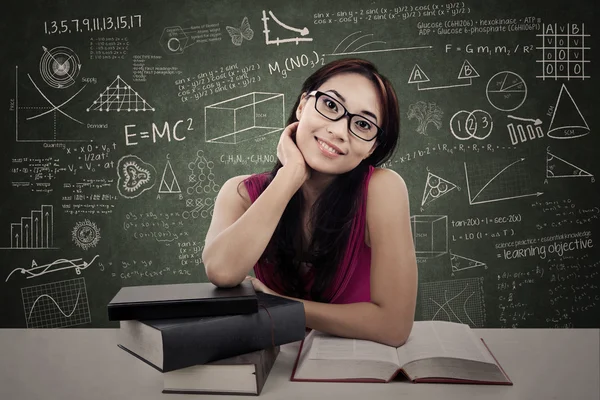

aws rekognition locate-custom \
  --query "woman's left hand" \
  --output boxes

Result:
[245,276,278,296]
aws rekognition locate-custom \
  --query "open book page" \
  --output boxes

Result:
[396,321,496,367]
[306,330,399,364]
[293,330,400,381]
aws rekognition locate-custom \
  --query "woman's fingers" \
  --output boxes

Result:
[277,122,301,165]
[245,276,276,295]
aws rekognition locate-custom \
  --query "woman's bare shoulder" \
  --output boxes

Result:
[368,167,408,197]
[219,174,253,207]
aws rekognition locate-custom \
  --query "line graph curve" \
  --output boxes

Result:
[21,277,91,328]
[27,290,81,321]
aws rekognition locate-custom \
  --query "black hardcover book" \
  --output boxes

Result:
[107,280,257,321]
[117,292,306,372]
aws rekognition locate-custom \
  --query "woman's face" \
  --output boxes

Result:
[294,72,382,176]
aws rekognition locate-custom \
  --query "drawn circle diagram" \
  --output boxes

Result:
[72,220,101,250]
[427,176,448,199]
[486,71,527,111]
[450,110,493,140]
[167,37,183,52]
[39,46,81,89]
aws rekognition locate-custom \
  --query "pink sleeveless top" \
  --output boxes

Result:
[244,166,375,304]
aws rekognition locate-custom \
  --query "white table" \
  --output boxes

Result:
[0,328,598,400]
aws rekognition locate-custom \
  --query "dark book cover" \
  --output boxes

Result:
[118,292,306,372]
[107,280,257,321]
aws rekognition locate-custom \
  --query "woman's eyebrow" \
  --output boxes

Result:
[324,89,379,122]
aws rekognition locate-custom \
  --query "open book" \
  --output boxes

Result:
[291,321,512,385]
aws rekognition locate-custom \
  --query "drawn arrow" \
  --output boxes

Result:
[507,115,543,125]
[470,192,543,205]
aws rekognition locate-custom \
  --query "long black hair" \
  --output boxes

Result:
[252,58,400,302]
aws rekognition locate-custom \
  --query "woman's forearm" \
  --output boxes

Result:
[279,295,413,347]
[203,167,304,287]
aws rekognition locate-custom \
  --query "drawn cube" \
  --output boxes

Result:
[205,92,285,144]
[410,215,448,258]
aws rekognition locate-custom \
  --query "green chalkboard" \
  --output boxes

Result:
[1,0,598,328]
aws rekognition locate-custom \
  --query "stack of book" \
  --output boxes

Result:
[107,280,306,395]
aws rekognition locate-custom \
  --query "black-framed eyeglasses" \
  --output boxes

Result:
[306,91,383,142]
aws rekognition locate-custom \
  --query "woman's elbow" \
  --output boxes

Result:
[202,248,241,288]
[205,264,243,288]
[381,319,414,347]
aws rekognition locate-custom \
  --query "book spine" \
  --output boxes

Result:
[255,347,280,394]
[161,301,305,372]
[108,297,258,321]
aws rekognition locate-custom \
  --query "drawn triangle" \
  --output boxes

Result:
[159,160,182,193]
[547,84,589,139]
[457,60,480,79]
[450,252,485,271]
[422,172,458,206]
[87,76,155,112]
[408,64,430,84]
[546,151,592,178]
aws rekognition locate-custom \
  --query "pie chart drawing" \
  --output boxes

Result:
[486,71,527,112]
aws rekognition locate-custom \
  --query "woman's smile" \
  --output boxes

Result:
[315,137,345,158]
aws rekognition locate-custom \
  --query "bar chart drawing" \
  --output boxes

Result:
[2,205,55,250]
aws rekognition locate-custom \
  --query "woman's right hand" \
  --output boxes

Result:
[276,121,310,185]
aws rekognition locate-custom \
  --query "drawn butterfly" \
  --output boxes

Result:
[226,16,254,46]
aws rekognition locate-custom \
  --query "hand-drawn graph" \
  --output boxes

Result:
[262,10,312,45]
[72,220,101,250]
[87,75,154,112]
[408,60,479,91]
[14,65,90,143]
[419,277,486,327]
[486,71,527,111]
[547,84,589,139]
[226,16,254,46]
[324,31,432,57]
[506,116,544,145]
[1,205,55,250]
[205,92,284,144]
[21,277,91,328]
[184,150,219,219]
[537,23,590,80]
[450,109,493,141]
[6,255,99,282]
[159,158,182,194]
[411,215,448,258]
[546,149,594,181]
[408,101,443,135]
[450,252,487,273]
[116,155,157,198]
[422,172,458,207]
[39,46,81,89]
[464,159,543,205]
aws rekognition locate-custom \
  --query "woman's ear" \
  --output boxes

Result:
[296,92,308,120]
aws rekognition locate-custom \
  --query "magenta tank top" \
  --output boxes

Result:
[244,166,375,304]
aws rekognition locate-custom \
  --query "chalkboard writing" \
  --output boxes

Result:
[1,0,597,328]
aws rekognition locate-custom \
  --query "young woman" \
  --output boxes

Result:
[202,58,417,347]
